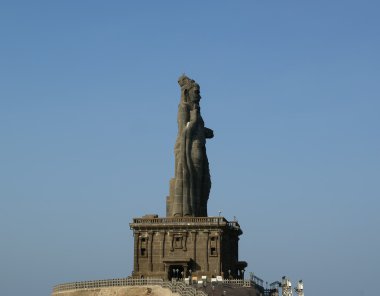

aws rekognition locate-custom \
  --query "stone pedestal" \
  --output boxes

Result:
[130,216,247,280]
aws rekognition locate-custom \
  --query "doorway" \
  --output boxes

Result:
[169,265,184,280]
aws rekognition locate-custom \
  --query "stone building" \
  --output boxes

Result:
[130,216,247,280]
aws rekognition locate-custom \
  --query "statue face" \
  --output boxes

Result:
[189,84,201,104]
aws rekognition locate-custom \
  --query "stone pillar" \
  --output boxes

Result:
[160,231,166,271]
[148,231,154,272]
[205,231,209,272]
[183,231,188,251]
[218,231,223,275]
[134,231,139,272]
[183,265,188,278]
[169,232,175,252]
[191,231,197,264]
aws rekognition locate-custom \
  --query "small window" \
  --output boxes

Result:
[174,236,183,248]
[211,247,216,256]
[210,236,217,256]
[141,248,146,256]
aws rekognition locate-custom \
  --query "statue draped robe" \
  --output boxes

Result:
[167,75,213,217]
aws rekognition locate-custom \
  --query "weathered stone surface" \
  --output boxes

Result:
[167,75,213,217]
[130,216,247,280]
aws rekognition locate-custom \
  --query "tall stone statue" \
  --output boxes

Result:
[167,75,214,217]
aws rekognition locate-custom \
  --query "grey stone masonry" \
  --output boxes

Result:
[130,216,247,280]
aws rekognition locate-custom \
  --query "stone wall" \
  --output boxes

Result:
[130,216,246,280]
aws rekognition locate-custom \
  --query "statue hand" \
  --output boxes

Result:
[204,127,214,139]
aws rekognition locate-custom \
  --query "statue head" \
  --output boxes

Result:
[178,74,201,105]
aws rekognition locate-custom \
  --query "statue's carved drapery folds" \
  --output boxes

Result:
[167,75,213,217]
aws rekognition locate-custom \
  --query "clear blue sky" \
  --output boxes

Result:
[1,1,379,296]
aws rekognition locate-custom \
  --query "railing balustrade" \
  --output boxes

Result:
[53,278,210,296]
[53,277,251,295]
[131,217,228,225]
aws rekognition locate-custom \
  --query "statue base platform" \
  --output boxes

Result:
[129,216,247,280]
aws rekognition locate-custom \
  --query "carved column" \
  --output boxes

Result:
[148,231,154,272]
[191,231,197,264]
[183,231,188,251]
[160,231,166,271]
[169,232,174,252]
[218,231,223,275]
[134,231,139,272]
[205,231,209,272]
